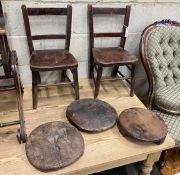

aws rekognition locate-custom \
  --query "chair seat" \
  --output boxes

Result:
[153,110,180,146]
[30,50,78,71]
[92,47,138,66]
[155,84,180,113]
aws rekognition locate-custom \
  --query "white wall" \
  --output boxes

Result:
[1,0,180,100]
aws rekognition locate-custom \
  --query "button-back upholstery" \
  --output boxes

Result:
[144,24,180,113]
[145,26,180,89]
[141,20,180,146]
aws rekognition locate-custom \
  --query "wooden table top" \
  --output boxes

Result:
[0,79,175,175]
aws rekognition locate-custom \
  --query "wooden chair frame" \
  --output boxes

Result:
[0,4,26,143]
[88,4,137,98]
[21,5,79,109]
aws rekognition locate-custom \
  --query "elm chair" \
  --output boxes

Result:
[88,4,138,98]
[21,5,79,109]
[0,6,26,143]
[140,20,180,168]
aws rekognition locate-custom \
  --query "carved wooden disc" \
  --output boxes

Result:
[118,108,168,144]
[25,121,84,172]
[66,99,118,133]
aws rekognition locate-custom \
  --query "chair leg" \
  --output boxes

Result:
[71,68,79,100]
[32,71,38,109]
[130,64,136,97]
[111,66,119,77]
[37,72,41,84]
[89,52,94,79]
[157,149,173,169]
[94,66,103,99]
[61,70,66,82]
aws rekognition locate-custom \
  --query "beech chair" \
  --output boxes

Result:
[21,5,79,109]
[88,4,138,98]
[140,19,180,169]
[0,5,26,143]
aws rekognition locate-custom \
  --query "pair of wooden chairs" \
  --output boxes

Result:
[21,4,138,109]
[0,4,26,143]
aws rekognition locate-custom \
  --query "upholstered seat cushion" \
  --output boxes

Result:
[155,84,180,113]
[153,110,180,146]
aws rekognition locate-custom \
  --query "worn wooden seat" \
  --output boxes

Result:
[118,108,168,145]
[66,99,118,133]
[30,50,78,71]
[93,47,137,66]
[26,121,84,172]
[88,5,138,98]
[22,5,79,109]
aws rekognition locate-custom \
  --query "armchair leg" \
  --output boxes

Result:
[32,71,38,109]
[71,68,79,100]
[157,149,173,169]
[94,66,103,99]
[130,64,136,97]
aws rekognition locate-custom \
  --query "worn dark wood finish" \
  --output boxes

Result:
[30,50,77,71]
[66,99,118,133]
[88,4,138,98]
[140,19,180,110]
[21,5,79,109]
[27,8,68,16]
[0,5,26,143]
[118,108,168,144]
[93,47,137,66]
[26,121,84,172]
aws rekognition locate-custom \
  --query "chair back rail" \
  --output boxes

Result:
[88,4,131,49]
[21,5,72,53]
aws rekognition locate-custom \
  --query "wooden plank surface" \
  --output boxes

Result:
[0,79,175,175]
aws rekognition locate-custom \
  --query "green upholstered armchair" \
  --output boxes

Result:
[140,20,180,146]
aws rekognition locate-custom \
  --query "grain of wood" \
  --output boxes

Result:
[0,79,175,175]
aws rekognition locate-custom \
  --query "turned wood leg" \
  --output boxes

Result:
[111,66,119,77]
[71,68,80,100]
[139,152,161,175]
[94,66,103,99]
[61,70,67,82]
[32,71,38,109]
[37,72,41,84]
[130,64,136,97]
[89,52,94,79]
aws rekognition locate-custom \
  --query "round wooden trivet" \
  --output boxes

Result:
[25,121,84,172]
[66,99,118,133]
[118,108,168,144]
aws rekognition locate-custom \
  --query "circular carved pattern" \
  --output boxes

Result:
[118,108,168,144]
[26,121,84,172]
[66,99,118,133]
